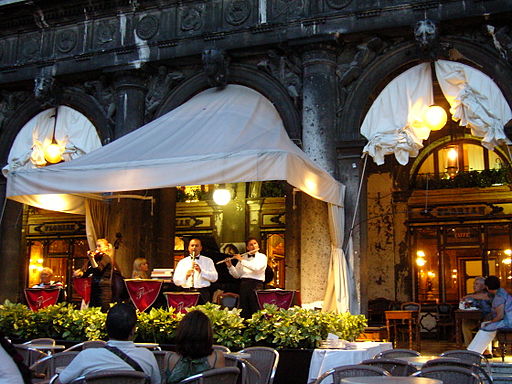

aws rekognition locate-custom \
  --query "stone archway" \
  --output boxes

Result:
[156,64,302,142]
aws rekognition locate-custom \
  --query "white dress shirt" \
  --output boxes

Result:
[58,340,161,384]
[228,252,267,281]
[173,255,218,288]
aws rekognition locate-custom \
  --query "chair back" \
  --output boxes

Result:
[413,365,482,384]
[218,293,240,309]
[69,370,150,384]
[213,345,231,353]
[368,298,393,325]
[401,302,421,312]
[425,358,493,384]
[30,351,80,380]
[377,349,420,358]
[314,365,390,384]
[152,350,171,379]
[239,346,279,384]
[440,350,486,365]
[179,367,240,384]
[361,358,417,376]
[64,340,107,352]
[23,338,56,346]
[15,345,47,366]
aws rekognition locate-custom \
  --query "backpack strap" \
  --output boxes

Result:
[104,345,144,373]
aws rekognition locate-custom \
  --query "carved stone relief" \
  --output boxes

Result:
[20,36,40,60]
[145,65,184,120]
[96,21,116,46]
[257,50,302,104]
[271,0,305,21]
[56,29,78,53]
[487,24,512,63]
[34,73,57,107]
[135,15,159,40]
[325,0,352,10]
[0,91,29,131]
[202,49,229,87]
[335,37,385,114]
[180,6,203,32]
[225,0,252,26]
[83,75,116,123]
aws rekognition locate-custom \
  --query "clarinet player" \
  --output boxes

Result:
[173,238,218,303]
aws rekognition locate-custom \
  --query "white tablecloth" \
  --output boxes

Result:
[308,342,393,383]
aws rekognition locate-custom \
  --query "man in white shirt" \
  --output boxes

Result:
[57,303,160,384]
[173,238,218,303]
[226,237,267,318]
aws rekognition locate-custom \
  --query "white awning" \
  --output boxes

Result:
[4,85,344,213]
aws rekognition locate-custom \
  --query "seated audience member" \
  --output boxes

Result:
[57,303,160,384]
[32,267,63,289]
[0,331,31,384]
[468,275,512,354]
[132,257,150,279]
[461,276,493,346]
[165,310,225,384]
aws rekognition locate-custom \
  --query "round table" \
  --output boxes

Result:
[341,377,442,384]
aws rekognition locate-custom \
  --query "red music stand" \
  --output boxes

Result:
[256,289,295,310]
[24,288,60,311]
[125,279,162,312]
[73,277,92,305]
[164,292,200,313]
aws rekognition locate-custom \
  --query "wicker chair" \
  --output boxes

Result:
[212,345,231,353]
[424,357,493,384]
[440,350,491,376]
[23,338,56,346]
[376,349,420,358]
[179,367,240,384]
[239,346,279,384]
[152,350,172,379]
[413,365,482,384]
[68,370,150,384]
[313,364,390,384]
[361,358,417,376]
[30,351,80,382]
[15,345,47,367]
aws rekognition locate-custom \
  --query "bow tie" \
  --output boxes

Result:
[247,254,255,258]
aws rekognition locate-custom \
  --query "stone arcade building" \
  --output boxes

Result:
[0,0,512,313]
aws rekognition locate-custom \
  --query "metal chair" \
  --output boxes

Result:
[179,367,240,384]
[30,351,80,382]
[151,350,171,379]
[313,365,390,384]
[440,350,491,376]
[15,345,47,366]
[68,370,150,384]
[424,357,493,384]
[361,358,417,376]
[239,346,279,384]
[413,365,482,384]
[376,349,420,358]
[212,345,231,353]
[64,340,107,352]
[23,338,56,346]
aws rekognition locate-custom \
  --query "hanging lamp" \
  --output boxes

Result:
[43,106,65,164]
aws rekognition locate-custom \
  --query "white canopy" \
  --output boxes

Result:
[5,85,344,212]
[361,60,512,166]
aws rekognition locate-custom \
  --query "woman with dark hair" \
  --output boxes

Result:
[165,310,225,384]
[468,275,512,353]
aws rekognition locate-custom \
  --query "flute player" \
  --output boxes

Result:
[225,237,267,318]
[173,238,218,303]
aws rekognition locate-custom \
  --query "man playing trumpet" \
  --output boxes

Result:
[173,238,218,303]
[226,237,267,318]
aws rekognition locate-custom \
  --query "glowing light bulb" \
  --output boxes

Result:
[44,142,64,164]
[424,105,447,131]
[213,189,231,205]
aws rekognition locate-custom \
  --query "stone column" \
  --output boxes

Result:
[113,71,146,139]
[299,45,338,306]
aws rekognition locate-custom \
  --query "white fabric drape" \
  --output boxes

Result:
[361,63,434,166]
[5,85,344,210]
[2,106,102,174]
[435,60,512,150]
[323,202,353,313]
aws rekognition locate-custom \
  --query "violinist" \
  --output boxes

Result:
[74,238,113,312]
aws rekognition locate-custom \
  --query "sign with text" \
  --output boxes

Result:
[24,288,60,311]
[125,279,162,312]
[256,290,295,310]
[164,292,200,313]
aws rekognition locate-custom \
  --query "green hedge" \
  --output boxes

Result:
[0,300,366,350]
